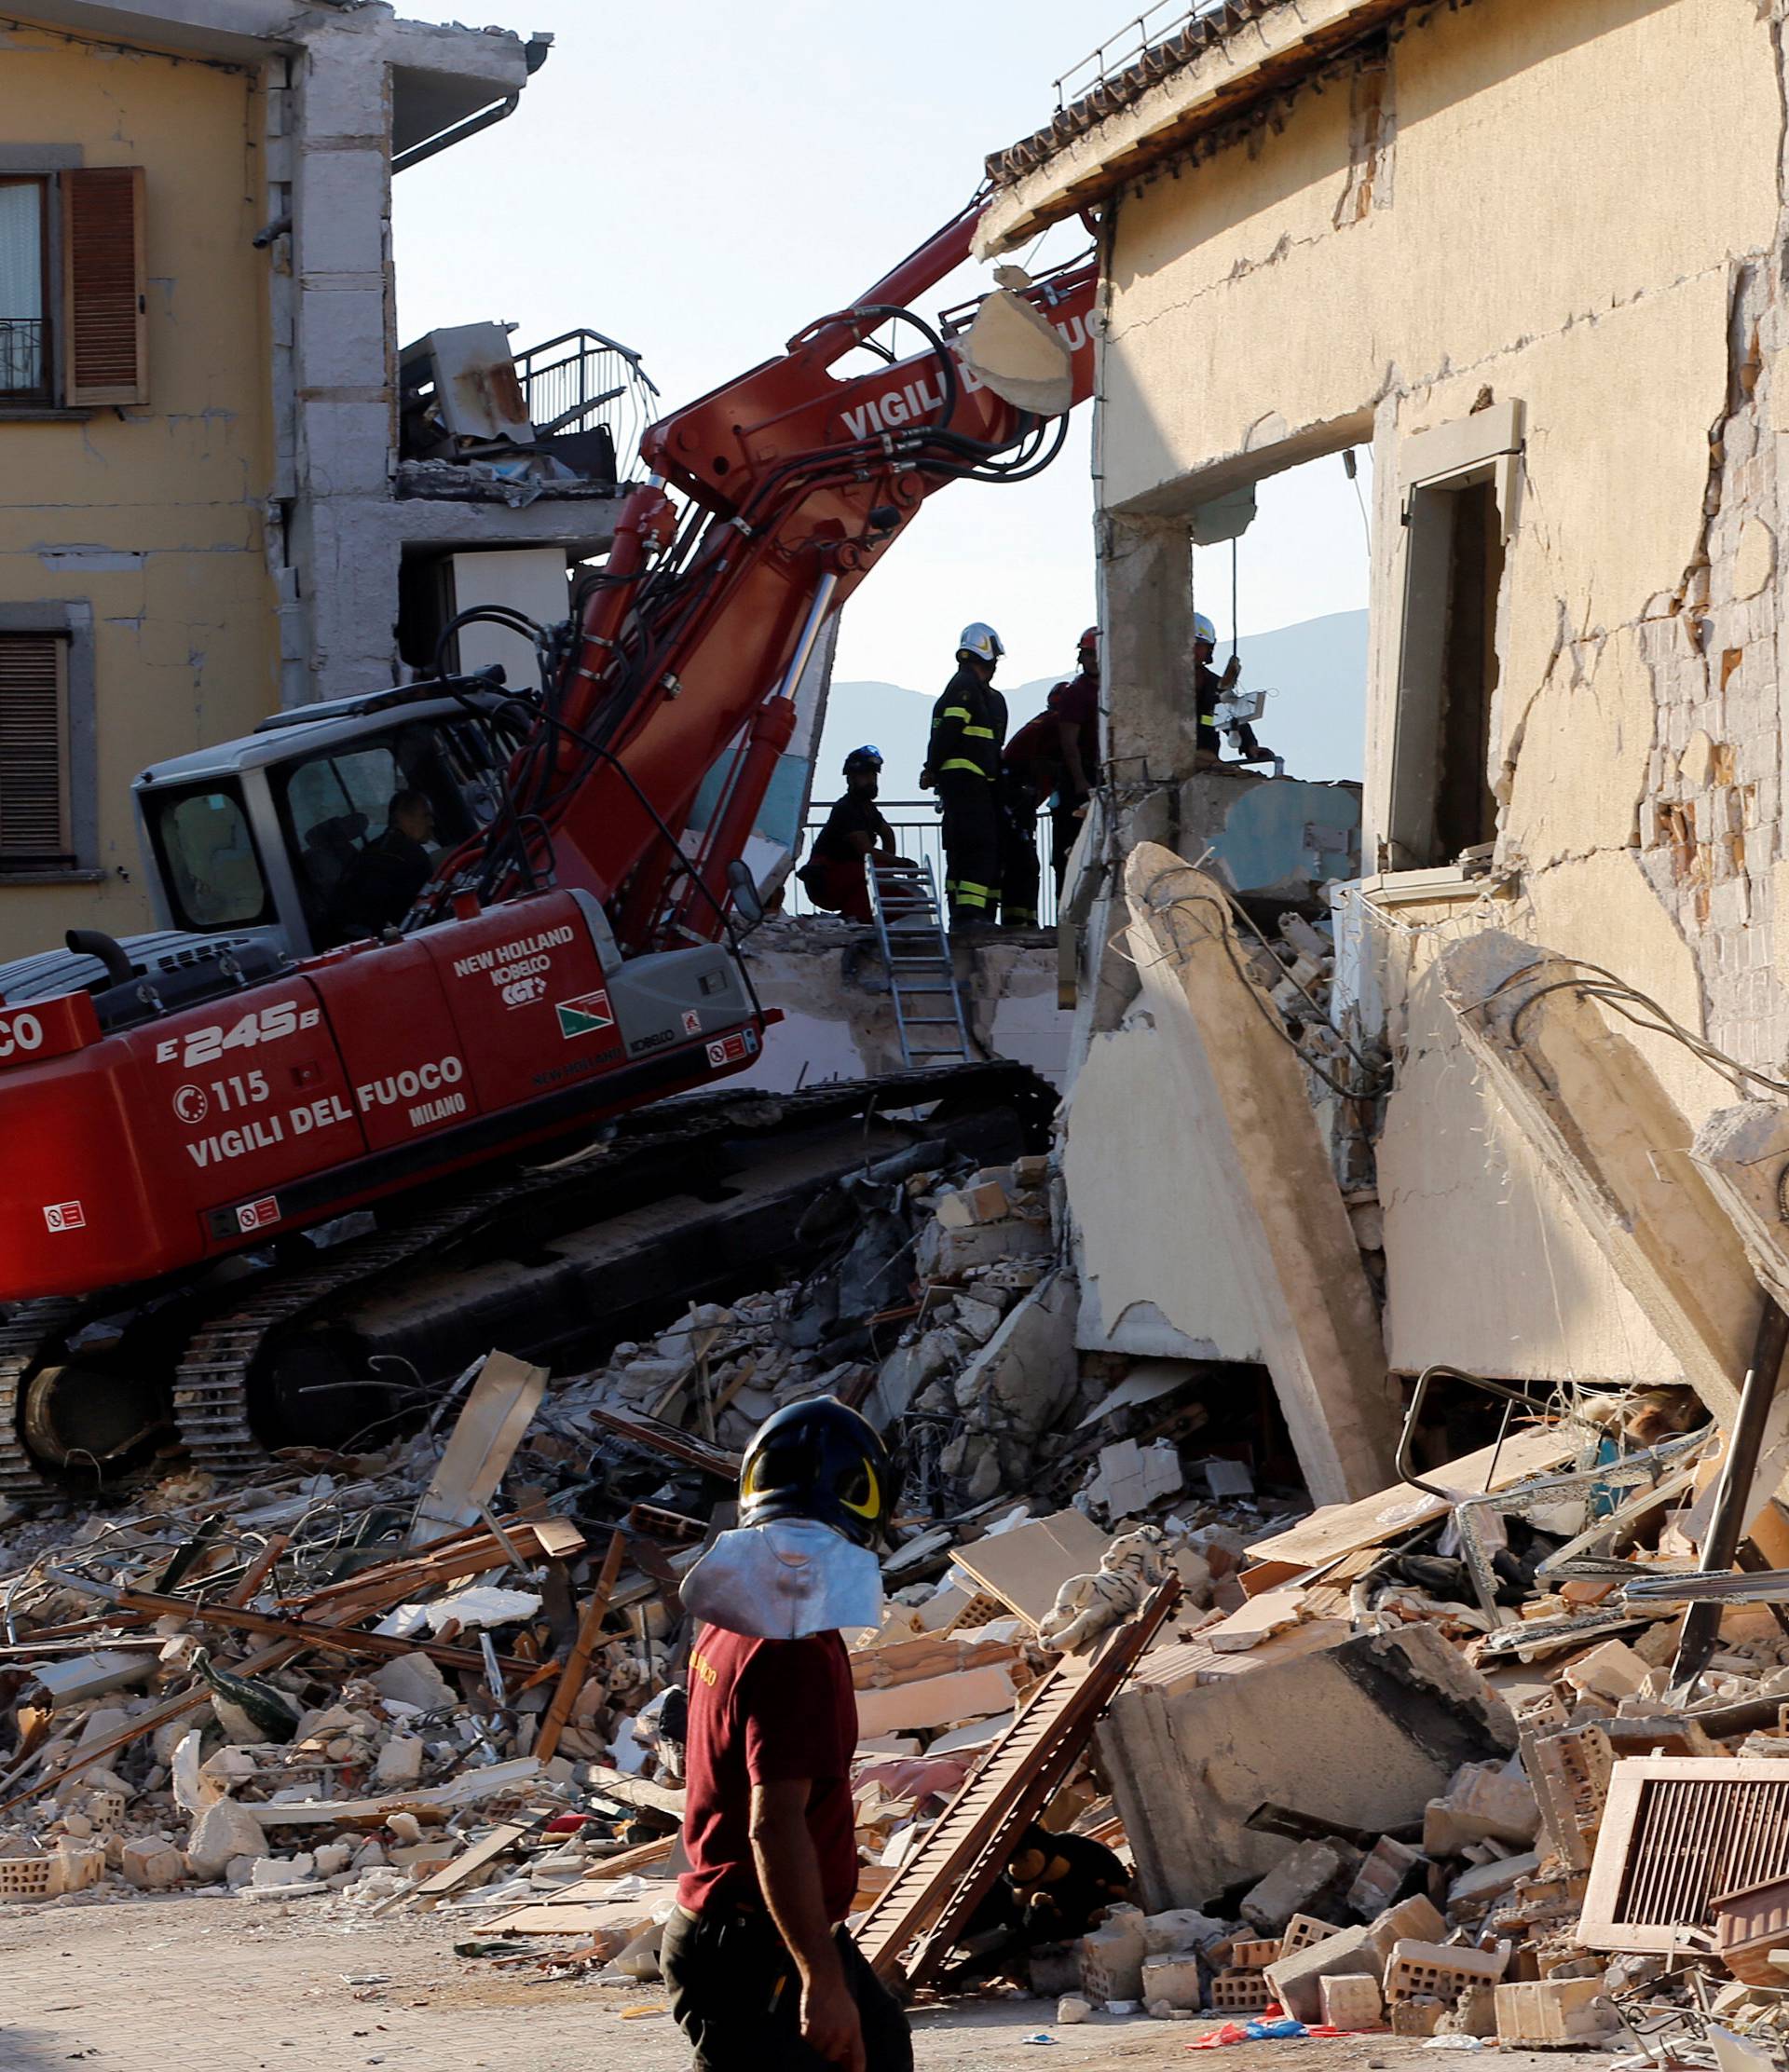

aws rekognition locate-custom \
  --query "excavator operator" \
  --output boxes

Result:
[798,746,898,923]
[324,788,436,947]
[922,621,1007,929]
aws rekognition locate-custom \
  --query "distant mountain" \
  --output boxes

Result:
[817,607,1366,806]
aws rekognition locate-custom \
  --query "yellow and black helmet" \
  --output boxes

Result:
[738,1397,897,1549]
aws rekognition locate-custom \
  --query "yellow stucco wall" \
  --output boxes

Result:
[1082,0,1788,1384]
[0,20,275,958]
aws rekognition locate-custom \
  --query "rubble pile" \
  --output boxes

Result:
[10,1111,1789,2058]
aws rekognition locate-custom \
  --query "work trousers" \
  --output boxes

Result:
[935,770,1000,924]
[662,1904,913,2072]
[998,793,1040,929]
[1050,797,1086,895]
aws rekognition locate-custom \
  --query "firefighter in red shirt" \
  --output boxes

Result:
[663,1399,911,2071]
[1045,627,1099,892]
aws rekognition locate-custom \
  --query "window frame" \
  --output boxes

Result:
[1377,402,1523,876]
[0,173,52,406]
[0,603,99,884]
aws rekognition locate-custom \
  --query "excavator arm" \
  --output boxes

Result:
[426,198,1097,948]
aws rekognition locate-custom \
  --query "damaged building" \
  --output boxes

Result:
[970,0,1789,1499]
[0,0,638,958]
[24,0,1789,2052]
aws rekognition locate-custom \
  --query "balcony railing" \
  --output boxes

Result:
[513,328,660,475]
[784,799,1060,928]
[0,316,46,397]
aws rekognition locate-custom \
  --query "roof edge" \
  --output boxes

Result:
[974,0,1415,257]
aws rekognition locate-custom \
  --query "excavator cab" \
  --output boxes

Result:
[0,680,525,1008]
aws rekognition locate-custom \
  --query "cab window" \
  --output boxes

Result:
[150,785,272,931]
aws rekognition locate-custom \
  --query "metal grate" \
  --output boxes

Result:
[1583,1759,1789,1952]
[1618,1775,1789,1928]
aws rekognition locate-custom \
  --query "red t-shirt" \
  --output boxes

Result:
[676,1625,861,1923]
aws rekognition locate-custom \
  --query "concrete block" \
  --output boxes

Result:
[1347,1833,1425,1916]
[1079,1905,1146,2003]
[1241,1837,1363,1933]
[185,1795,267,1879]
[1443,1981,1500,2038]
[921,1214,1052,1278]
[1495,1978,1610,2046]
[936,1180,1010,1228]
[1143,1907,1226,1955]
[370,1653,455,1711]
[1264,1920,1383,2024]
[1140,1954,1203,2011]
[1098,1622,1516,1912]
[372,1737,426,1788]
[1562,1641,1650,1703]
[1391,1997,1445,2037]
[1263,1897,1438,2024]
[1384,1939,1509,2008]
[1320,1972,1385,2028]
[121,1838,184,1889]
[1423,1760,1539,1853]
[1447,1848,1539,1912]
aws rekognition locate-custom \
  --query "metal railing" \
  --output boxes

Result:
[784,800,1060,928]
[1051,0,1229,109]
[513,327,660,473]
[0,317,45,396]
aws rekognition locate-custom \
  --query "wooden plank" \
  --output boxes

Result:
[536,1529,625,1765]
[950,1510,1111,1627]
[580,1401,741,1479]
[851,1633,1021,1691]
[854,1665,1020,1738]
[1205,1582,1310,1655]
[412,1819,534,1905]
[1245,1427,1576,1572]
[86,1583,534,1679]
[415,1350,549,1539]
[226,1532,289,1608]
[479,1899,656,1936]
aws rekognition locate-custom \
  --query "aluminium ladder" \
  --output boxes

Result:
[866,855,974,1070]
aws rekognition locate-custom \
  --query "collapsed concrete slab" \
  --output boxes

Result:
[1096,1620,1515,1912]
[1119,845,1399,1504]
[1441,934,1789,1522]
[1439,932,1761,1428]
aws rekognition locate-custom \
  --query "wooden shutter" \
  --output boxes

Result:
[0,634,71,862]
[61,167,146,406]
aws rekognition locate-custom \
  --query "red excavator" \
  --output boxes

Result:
[0,199,1095,1496]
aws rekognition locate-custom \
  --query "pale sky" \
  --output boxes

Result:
[392,1,1370,694]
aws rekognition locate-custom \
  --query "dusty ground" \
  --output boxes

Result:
[0,1895,1616,2072]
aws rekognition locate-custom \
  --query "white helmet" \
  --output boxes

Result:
[957,622,1004,665]
[1192,612,1218,647]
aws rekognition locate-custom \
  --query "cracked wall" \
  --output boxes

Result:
[0,21,276,959]
[1080,0,1789,1384]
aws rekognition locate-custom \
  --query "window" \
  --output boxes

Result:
[0,631,71,867]
[1383,404,1521,871]
[0,165,145,412]
[0,177,48,401]
[150,784,270,931]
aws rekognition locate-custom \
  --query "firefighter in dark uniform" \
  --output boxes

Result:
[1193,611,1274,767]
[797,746,896,923]
[922,622,1006,929]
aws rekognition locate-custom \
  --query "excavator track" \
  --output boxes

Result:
[170,1179,541,1478]
[168,1061,1050,1480]
[0,1299,89,1500]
